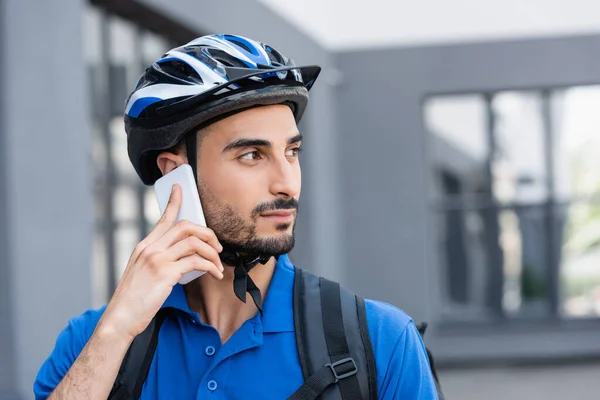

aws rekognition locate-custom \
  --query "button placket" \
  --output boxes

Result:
[197,318,261,399]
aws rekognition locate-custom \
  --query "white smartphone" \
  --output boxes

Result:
[154,164,207,285]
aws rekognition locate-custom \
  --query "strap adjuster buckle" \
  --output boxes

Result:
[325,357,358,382]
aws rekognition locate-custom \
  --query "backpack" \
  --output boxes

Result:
[108,267,445,399]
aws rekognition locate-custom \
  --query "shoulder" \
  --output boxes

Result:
[69,305,106,333]
[363,299,438,399]
[363,299,414,335]
[34,306,106,399]
[60,306,107,350]
[362,299,418,365]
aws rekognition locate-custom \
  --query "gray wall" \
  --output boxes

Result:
[0,1,18,398]
[337,34,600,363]
[335,48,432,322]
[0,1,93,398]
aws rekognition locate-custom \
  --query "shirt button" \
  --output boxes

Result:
[207,380,218,391]
[205,346,216,356]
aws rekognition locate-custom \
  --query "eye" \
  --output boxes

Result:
[239,150,262,161]
[286,146,303,157]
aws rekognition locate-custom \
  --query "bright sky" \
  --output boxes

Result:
[259,0,600,50]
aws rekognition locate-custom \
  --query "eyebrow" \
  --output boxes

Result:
[222,133,303,153]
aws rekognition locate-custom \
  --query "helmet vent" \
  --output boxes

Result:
[158,60,203,84]
[225,37,252,53]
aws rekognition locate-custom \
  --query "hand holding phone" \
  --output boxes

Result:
[154,164,211,284]
[98,179,223,342]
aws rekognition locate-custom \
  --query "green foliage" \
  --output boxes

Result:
[521,264,547,300]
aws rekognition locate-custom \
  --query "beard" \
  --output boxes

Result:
[198,181,298,257]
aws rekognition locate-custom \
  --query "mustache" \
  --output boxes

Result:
[252,198,299,218]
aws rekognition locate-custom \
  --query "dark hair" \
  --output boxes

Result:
[165,139,186,156]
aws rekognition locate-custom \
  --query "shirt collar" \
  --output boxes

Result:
[160,254,296,333]
[261,254,295,333]
[161,281,195,314]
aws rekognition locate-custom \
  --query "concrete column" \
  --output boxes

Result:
[0,0,93,398]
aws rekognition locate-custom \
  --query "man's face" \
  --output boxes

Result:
[196,104,302,256]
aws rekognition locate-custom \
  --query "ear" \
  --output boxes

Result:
[156,151,186,176]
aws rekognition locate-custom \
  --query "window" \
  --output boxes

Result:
[85,5,175,306]
[551,87,600,318]
[424,86,600,322]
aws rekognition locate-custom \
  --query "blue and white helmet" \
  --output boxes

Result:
[124,34,321,185]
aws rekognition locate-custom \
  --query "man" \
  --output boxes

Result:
[34,34,438,399]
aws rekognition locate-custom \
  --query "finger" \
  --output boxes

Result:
[175,254,224,280]
[159,184,182,225]
[133,185,183,257]
[156,220,223,253]
[165,236,224,272]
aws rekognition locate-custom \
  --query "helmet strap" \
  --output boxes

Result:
[185,131,199,186]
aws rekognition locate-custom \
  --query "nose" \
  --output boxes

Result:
[268,154,301,199]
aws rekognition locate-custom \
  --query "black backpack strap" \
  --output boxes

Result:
[289,268,377,400]
[416,323,446,400]
[108,308,171,400]
[355,296,378,400]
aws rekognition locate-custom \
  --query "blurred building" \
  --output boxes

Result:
[2,0,600,399]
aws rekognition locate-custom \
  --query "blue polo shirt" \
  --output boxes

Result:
[34,255,438,399]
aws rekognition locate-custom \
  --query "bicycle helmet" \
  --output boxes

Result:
[125,34,321,185]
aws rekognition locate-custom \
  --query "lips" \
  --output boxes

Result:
[260,210,295,223]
